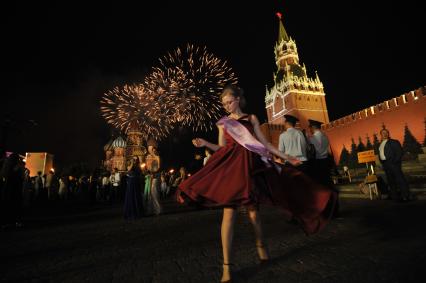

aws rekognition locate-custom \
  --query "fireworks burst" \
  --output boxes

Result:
[145,44,238,131]
[100,84,171,140]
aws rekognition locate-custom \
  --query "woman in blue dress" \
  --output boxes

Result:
[123,157,143,220]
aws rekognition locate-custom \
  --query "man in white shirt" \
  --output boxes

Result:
[308,120,334,178]
[109,168,120,203]
[278,115,308,172]
[101,174,110,201]
[308,119,332,181]
[308,120,330,160]
[378,137,388,161]
[308,119,340,218]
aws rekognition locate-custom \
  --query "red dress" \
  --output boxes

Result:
[178,116,336,235]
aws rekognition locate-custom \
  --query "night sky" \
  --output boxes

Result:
[3,1,425,171]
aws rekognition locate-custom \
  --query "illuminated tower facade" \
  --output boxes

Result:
[125,121,146,164]
[265,15,329,129]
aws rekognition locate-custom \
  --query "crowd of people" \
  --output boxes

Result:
[0,109,412,231]
[0,113,412,231]
[0,147,198,229]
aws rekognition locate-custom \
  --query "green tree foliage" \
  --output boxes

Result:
[402,124,423,159]
[357,136,366,152]
[348,138,359,168]
[366,135,373,150]
[372,133,380,154]
[338,145,350,167]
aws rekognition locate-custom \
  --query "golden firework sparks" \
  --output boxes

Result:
[100,84,172,141]
[145,43,238,131]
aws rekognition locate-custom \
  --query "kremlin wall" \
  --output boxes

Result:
[261,87,426,164]
[323,87,426,163]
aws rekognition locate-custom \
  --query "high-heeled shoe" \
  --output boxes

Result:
[256,244,270,264]
[220,263,234,283]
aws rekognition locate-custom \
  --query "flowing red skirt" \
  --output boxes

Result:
[177,128,336,235]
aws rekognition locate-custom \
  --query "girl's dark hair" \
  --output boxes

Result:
[220,85,246,109]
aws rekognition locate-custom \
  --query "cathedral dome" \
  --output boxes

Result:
[112,136,127,148]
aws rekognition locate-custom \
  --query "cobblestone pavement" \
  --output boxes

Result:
[1,199,426,283]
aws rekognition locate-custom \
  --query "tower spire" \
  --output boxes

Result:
[266,11,329,128]
[276,12,289,42]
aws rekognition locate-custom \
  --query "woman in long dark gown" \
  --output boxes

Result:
[177,85,337,282]
[123,157,143,220]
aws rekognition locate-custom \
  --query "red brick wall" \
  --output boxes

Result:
[323,88,426,164]
[260,123,285,149]
[261,87,426,164]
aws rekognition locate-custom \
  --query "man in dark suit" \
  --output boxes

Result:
[378,128,411,202]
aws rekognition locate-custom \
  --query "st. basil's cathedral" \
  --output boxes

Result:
[103,122,148,172]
